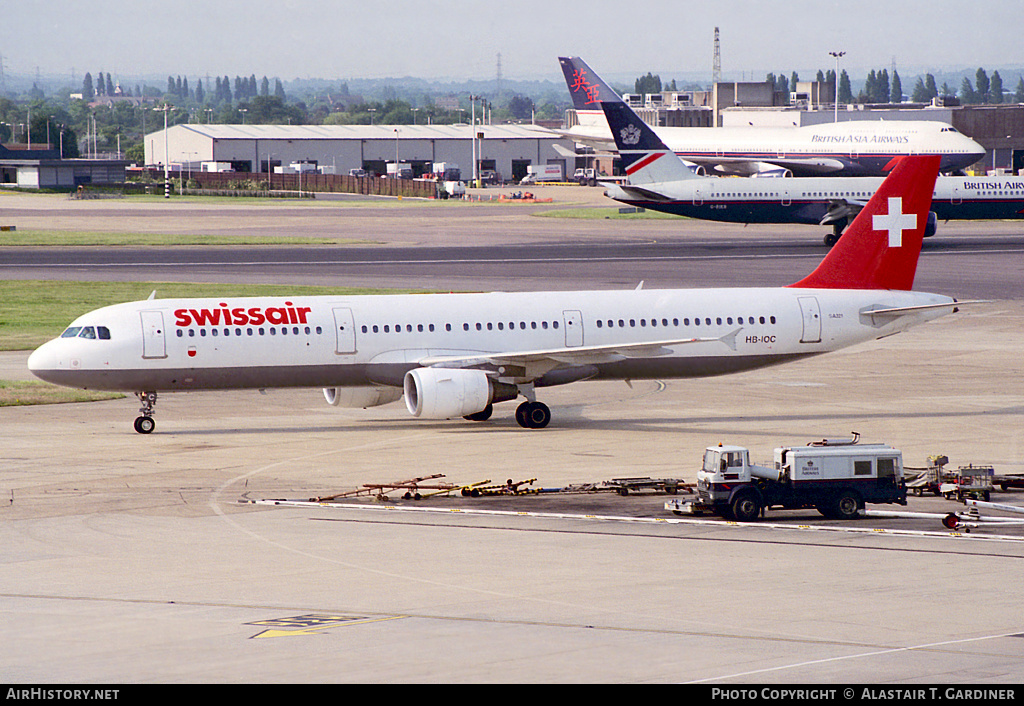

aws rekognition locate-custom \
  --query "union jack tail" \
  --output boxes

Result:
[601,101,696,185]
[789,155,941,291]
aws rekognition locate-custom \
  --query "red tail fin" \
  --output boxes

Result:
[789,155,941,290]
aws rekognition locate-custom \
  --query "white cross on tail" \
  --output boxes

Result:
[872,197,917,247]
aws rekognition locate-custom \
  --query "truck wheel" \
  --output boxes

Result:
[832,490,862,520]
[730,492,761,522]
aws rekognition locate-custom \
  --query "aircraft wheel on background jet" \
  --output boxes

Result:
[515,401,550,429]
[133,416,155,434]
[824,219,846,247]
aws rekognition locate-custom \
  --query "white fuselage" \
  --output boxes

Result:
[565,115,984,176]
[28,287,954,395]
[604,174,1024,226]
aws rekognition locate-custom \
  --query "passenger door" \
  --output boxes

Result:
[332,307,356,354]
[563,310,584,347]
[140,311,167,359]
[798,296,821,344]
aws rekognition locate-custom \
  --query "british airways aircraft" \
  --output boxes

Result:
[600,100,1024,246]
[29,156,961,433]
[558,57,984,177]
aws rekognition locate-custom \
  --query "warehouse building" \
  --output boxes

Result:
[0,143,129,188]
[143,123,575,184]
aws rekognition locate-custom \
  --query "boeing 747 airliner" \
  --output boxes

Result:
[559,56,984,177]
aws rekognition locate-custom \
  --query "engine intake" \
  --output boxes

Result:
[403,367,494,419]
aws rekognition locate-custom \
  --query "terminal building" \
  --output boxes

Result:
[143,123,576,184]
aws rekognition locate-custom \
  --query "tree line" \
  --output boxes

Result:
[634,67,1023,105]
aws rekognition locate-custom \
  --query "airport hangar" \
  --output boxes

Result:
[143,123,576,182]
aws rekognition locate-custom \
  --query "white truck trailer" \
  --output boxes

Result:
[667,435,907,521]
[520,164,564,184]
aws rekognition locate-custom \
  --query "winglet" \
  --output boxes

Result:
[601,101,696,184]
[789,155,941,291]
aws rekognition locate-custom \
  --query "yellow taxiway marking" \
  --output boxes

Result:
[248,613,406,639]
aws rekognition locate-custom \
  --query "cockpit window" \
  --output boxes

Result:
[59,325,110,340]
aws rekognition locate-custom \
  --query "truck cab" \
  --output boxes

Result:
[696,445,778,521]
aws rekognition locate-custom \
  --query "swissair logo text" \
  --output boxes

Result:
[174,301,312,327]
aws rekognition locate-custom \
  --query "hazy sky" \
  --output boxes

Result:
[4,0,1022,85]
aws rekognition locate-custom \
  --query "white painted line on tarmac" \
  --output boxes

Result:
[247,498,1024,543]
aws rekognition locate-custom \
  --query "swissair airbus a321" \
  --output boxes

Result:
[29,156,962,433]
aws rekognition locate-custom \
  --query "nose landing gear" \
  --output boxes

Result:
[134,391,157,434]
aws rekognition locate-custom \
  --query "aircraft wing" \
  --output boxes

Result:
[416,330,741,379]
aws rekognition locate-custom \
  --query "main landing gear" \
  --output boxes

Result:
[824,221,845,247]
[462,399,551,428]
[134,391,157,434]
[515,400,551,429]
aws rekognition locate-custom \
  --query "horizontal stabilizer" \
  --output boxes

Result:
[861,300,988,317]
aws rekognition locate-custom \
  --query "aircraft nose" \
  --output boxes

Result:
[27,340,64,383]
[965,135,985,159]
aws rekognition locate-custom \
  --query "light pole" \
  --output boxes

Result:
[469,95,478,186]
[829,51,845,123]
[155,104,172,198]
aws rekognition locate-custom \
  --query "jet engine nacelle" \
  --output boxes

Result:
[403,367,494,419]
[323,386,402,408]
[924,211,937,238]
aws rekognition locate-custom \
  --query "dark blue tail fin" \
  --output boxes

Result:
[601,101,696,185]
[558,57,622,111]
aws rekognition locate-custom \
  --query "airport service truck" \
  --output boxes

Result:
[666,435,907,521]
[520,164,564,184]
